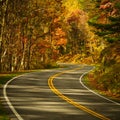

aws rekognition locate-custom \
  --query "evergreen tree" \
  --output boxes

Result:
[89,0,120,43]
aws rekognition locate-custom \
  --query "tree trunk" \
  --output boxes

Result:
[0,0,9,72]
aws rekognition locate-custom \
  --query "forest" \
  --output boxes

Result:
[0,0,120,97]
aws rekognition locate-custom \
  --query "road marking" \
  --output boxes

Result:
[79,68,120,106]
[3,75,24,120]
[48,67,110,120]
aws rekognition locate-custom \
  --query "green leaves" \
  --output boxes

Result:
[89,0,120,43]
[114,1,120,9]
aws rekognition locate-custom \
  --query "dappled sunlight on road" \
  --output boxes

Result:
[1,66,120,120]
[2,84,90,120]
[51,70,120,120]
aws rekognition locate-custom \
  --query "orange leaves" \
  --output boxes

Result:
[56,38,67,46]
[52,28,67,46]
[53,18,59,23]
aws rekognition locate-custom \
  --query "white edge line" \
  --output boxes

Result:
[79,67,120,106]
[3,66,120,120]
[3,75,24,120]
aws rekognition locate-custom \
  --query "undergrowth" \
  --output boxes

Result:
[86,64,120,101]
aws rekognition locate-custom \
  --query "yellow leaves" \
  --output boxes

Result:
[62,0,82,21]
[63,0,81,12]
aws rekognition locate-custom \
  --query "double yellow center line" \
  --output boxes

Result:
[48,67,110,120]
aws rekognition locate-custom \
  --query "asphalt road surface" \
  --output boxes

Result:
[1,64,120,120]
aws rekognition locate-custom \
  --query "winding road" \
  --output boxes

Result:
[1,64,120,120]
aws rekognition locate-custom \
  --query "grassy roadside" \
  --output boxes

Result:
[0,65,60,120]
[83,71,120,103]
[0,73,17,120]
[0,71,36,120]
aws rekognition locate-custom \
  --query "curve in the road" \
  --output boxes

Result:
[79,69,120,106]
[3,75,24,120]
[3,66,120,120]
[48,67,110,120]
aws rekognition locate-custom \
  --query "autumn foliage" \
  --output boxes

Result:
[88,0,120,99]
[0,0,120,100]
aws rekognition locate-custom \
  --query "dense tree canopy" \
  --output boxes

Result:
[0,0,94,71]
[0,0,119,103]
[0,0,119,78]
[0,0,66,71]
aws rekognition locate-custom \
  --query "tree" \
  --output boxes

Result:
[0,0,9,71]
[0,0,67,71]
[63,0,89,55]
[88,0,120,96]
[89,0,120,43]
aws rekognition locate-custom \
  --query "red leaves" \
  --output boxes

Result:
[99,0,118,16]
[98,0,119,23]
[100,2,113,9]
